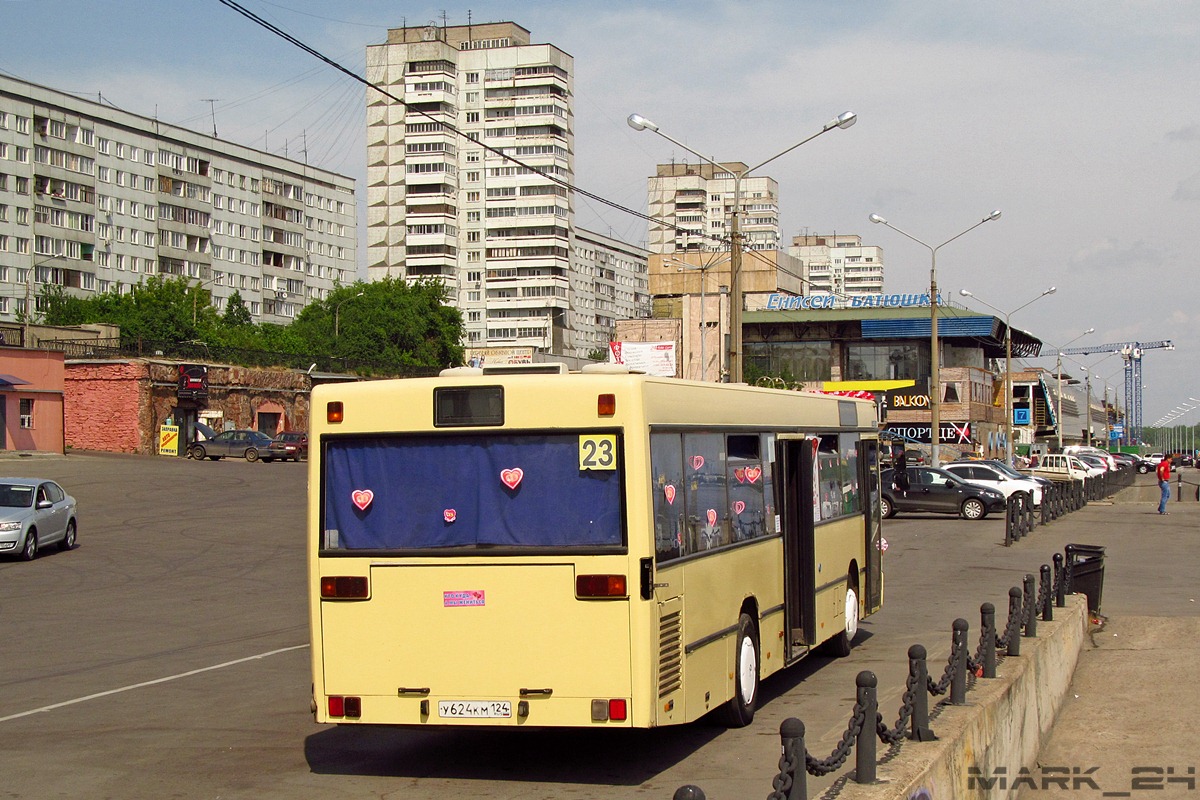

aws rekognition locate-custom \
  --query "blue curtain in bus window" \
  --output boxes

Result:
[323,435,623,549]
[727,433,766,542]
[650,432,684,562]
[682,432,729,552]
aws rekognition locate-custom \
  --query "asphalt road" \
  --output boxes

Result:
[0,454,1179,800]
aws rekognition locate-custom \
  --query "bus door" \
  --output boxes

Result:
[860,439,884,614]
[775,435,817,663]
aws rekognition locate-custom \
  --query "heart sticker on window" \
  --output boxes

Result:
[734,468,746,483]
[745,467,762,484]
[500,468,524,490]
[664,484,676,505]
[351,489,374,511]
[706,508,717,527]
[443,509,457,523]
[733,501,746,515]
[691,455,705,470]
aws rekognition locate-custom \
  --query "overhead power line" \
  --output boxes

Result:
[215,0,861,304]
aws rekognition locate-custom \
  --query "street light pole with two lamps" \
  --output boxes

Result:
[1054,328,1095,449]
[628,110,857,383]
[959,286,1056,465]
[868,210,1003,467]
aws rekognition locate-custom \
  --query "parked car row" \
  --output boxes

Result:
[188,428,308,463]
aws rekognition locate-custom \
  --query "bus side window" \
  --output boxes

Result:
[683,432,729,552]
[650,432,684,563]
[728,433,765,541]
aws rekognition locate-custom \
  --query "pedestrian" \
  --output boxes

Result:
[1156,453,1172,515]
[894,448,910,496]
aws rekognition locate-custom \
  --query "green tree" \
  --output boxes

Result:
[221,290,253,328]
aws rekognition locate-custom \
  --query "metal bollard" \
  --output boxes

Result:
[1004,497,1015,546]
[1041,564,1054,622]
[1024,574,1037,638]
[855,671,877,784]
[1006,587,1023,657]
[908,645,937,741]
[950,619,968,705]
[673,786,707,800]
[1054,552,1066,607]
[770,718,807,800]
[980,602,996,678]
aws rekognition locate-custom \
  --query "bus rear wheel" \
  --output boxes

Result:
[828,583,860,657]
[721,613,759,727]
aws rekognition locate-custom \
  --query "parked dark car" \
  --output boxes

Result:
[880,466,1006,520]
[189,429,276,462]
[267,431,308,462]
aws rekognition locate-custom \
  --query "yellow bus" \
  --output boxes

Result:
[308,365,882,729]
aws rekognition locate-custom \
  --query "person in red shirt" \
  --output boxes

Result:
[1157,455,1172,514]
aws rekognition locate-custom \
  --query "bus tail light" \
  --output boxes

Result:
[576,574,627,598]
[321,576,369,599]
[598,394,616,416]
[327,401,344,424]
[328,696,361,718]
[591,698,628,722]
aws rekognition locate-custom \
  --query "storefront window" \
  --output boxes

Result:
[744,341,832,381]
[845,343,926,381]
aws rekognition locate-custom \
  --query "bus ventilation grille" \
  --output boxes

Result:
[657,609,683,698]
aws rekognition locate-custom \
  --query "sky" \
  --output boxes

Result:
[1,0,1197,427]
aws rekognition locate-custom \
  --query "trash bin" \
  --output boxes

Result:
[1065,543,1105,614]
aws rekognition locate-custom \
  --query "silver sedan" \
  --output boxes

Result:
[0,478,78,560]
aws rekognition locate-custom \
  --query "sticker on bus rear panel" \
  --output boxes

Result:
[444,590,485,607]
[578,434,617,471]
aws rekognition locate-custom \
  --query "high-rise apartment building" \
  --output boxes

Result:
[647,162,780,255]
[789,233,884,299]
[0,74,357,323]
[365,21,648,358]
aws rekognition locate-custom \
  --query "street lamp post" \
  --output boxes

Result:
[629,110,857,383]
[191,275,220,325]
[959,286,1056,466]
[334,290,364,338]
[1055,328,1095,449]
[869,210,1002,467]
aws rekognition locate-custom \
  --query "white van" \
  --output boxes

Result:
[1028,453,1089,483]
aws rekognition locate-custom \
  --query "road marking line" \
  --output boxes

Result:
[0,644,309,724]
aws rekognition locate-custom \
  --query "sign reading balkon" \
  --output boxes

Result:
[764,292,941,311]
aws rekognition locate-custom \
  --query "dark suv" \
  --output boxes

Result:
[880,466,1006,520]
[267,431,308,462]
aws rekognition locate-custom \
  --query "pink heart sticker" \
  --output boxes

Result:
[734,467,746,484]
[706,508,717,527]
[351,489,374,511]
[443,509,457,523]
[691,455,705,470]
[664,484,676,505]
[733,501,746,515]
[745,467,762,484]
[500,468,524,490]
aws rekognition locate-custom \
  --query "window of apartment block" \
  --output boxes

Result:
[19,399,33,429]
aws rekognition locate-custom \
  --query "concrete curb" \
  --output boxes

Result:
[837,595,1088,799]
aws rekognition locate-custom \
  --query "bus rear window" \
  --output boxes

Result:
[322,433,624,551]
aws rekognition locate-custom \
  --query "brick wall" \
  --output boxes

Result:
[64,361,149,453]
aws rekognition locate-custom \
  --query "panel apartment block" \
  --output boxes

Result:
[366,21,648,357]
[0,74,356,324]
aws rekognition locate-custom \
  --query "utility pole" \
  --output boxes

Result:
[202,99,220,137]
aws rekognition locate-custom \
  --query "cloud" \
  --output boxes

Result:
[1166,125,1200,142]
[1068,238,1168,275]
[1172,173,1200,203]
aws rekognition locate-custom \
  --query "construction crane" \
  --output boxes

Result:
[1060,340,1174,446]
